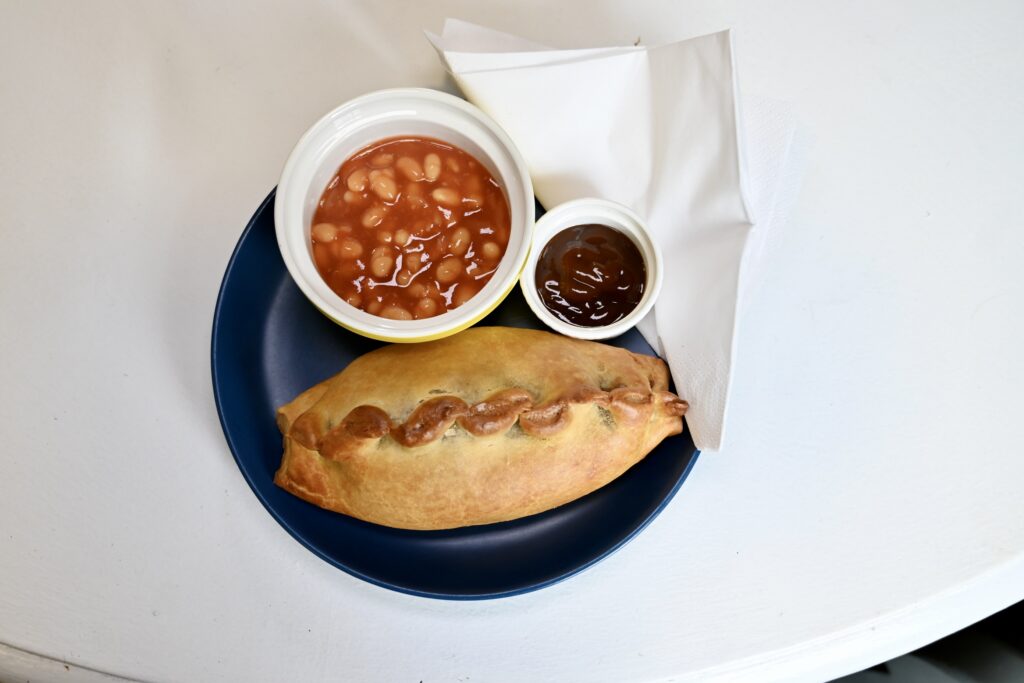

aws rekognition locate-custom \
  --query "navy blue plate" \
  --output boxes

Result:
[211,190,699,599]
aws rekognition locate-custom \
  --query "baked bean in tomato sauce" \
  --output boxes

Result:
[311,136,511,320]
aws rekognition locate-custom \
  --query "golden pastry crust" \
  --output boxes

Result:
[274,327,687,530]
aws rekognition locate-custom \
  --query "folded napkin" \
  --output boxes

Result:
[428,20,801,451]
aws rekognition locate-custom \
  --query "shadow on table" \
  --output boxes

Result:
[834,600,1024,683]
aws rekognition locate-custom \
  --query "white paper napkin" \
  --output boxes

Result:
[427,20,801,451]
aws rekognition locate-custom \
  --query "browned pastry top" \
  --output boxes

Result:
[294,385,686,459]
[274,326,688,530]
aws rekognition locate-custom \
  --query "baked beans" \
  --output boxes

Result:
[311,136,511,320]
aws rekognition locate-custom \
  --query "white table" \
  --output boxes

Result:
[3,2,1023,682]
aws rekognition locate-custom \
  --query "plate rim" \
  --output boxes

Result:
[210,188,700,600]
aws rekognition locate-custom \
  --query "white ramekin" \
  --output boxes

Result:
[275,88,535,343]
[519,198,663,340]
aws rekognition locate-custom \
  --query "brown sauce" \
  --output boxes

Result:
[534,224,646,327]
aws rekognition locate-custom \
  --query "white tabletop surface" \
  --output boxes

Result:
[2,2,1023,682]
